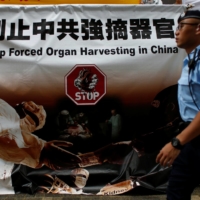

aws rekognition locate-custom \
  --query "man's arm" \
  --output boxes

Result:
[177,111,200,145]
[106,116,112,124]
[156,111,200,166]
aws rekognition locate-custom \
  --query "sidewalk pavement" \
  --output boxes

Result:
[0,187,200,200]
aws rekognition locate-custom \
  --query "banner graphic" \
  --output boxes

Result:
[0,4,186,195]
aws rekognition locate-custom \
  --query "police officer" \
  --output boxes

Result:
[156,10,200,200]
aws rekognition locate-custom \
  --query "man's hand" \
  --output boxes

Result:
[39,140,81,170]
[156,142,180,167]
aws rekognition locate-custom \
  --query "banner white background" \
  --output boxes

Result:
[0,5,185,108]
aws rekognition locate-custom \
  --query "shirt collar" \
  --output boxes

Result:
[183,45,200,65]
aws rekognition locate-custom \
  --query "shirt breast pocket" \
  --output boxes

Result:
[178,81,194,103]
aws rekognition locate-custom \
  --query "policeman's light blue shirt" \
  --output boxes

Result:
[178,46,200,122]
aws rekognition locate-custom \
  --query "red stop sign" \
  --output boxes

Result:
[65,64,106,105]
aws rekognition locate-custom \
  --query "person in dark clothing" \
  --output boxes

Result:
[156,10,200,200]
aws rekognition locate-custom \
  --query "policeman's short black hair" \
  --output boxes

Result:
[178,10,200,23]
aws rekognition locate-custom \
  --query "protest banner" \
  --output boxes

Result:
[0,4,185,195]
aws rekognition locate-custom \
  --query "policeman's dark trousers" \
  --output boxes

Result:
[167,137,200,200]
